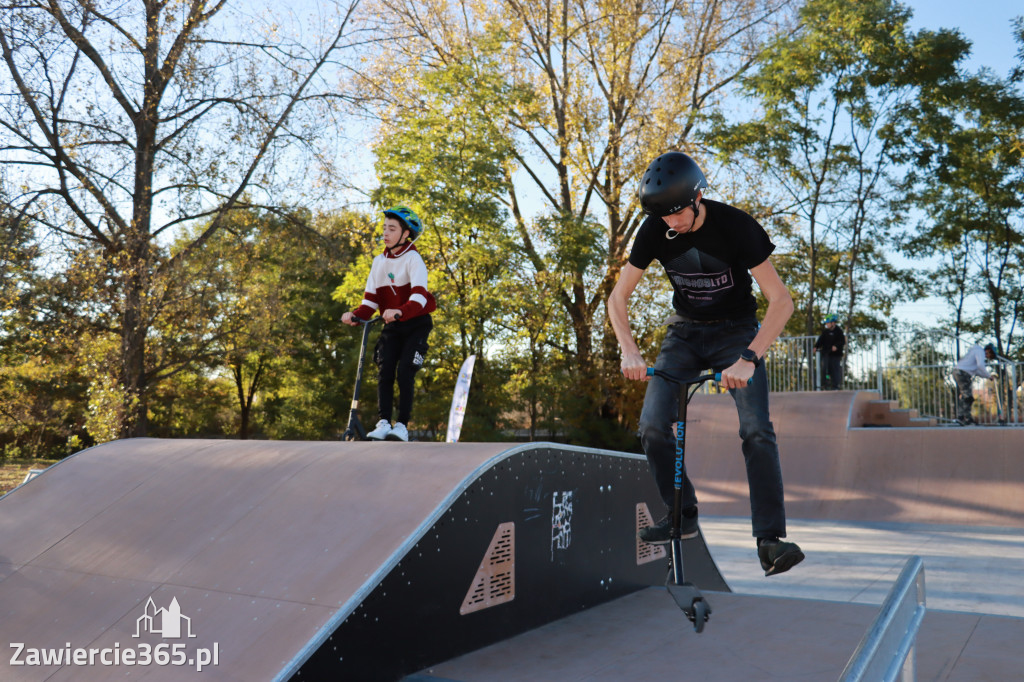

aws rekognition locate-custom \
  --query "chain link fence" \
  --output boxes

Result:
[765,330,1022,426]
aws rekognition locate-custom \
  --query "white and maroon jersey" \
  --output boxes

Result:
[351,242,436,321]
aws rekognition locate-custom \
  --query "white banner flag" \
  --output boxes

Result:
[446,355,476,443]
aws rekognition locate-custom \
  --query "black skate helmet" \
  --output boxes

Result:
[638,151,708,217]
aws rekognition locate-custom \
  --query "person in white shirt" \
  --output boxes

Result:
[953,343,996,425]
[342,206,436,441]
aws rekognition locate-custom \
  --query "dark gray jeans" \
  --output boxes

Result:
[638,318,787,539]
[954,369,974,421]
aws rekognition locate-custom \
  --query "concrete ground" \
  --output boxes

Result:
[702,515,1024,618]
[413,517,1024,681]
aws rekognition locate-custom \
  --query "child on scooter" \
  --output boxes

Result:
[341,206,436,441]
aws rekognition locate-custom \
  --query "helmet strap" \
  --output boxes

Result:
[387,240,415,257]
[665,200,702,240]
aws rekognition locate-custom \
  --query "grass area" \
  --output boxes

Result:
[0,458,61,497]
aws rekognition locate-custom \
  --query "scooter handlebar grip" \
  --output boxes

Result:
[645,368,745,385]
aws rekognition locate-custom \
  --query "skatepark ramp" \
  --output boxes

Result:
[685,390,1024,527]
[0,439,728,681]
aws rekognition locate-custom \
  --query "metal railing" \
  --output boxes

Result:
[765,330,1023,425]
[839,556,927,682]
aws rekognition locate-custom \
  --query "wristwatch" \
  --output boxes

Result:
[739,348,761,366]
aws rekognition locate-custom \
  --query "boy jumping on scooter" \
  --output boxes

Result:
[608,152,804,577]
[341,206,436,441]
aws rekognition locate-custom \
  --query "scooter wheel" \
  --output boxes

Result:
[692,599,709,633]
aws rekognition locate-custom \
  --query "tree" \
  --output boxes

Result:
[331,54,518,440]
[0,202,91,458]
[170,206,369,440]
[900,68,1024,359]
[363,0,796,441]
[712,0,969,336]
[167,209,286,440]
[372,57,516,359]
[245,209,368,440]
[0,0,362,437]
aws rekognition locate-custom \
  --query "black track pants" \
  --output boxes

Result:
[374,314,432,424]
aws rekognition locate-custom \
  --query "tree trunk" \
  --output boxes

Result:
[119,237,151,438]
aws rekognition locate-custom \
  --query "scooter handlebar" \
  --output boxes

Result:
[646,367,751,386]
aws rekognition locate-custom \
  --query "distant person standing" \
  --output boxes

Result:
[813,314,846,390]
[953,343,996,426]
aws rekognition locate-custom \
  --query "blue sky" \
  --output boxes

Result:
[903,0,1020,77]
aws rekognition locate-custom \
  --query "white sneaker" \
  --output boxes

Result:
[386,422,409,442]
[366,419,391,440]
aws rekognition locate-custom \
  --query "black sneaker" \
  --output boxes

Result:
[638,511,699,544]
[757,538,805,576]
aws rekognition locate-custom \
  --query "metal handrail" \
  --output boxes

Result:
[839,556,927,682]
[765,330,1022,425]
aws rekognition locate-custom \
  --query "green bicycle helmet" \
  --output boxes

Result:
[383,205,423,240]
[824,314,839,324]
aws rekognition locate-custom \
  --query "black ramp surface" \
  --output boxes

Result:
[287,444,724,680]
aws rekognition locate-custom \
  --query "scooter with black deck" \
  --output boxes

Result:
[644,367,748,633]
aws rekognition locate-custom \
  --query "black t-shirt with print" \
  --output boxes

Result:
[628,199,775,321]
